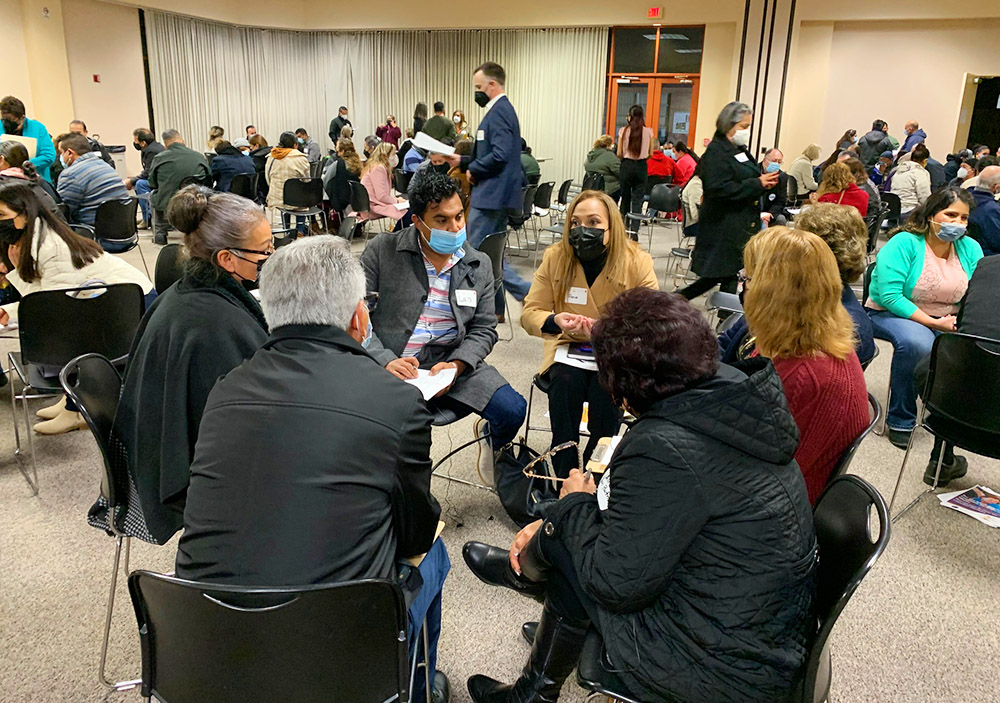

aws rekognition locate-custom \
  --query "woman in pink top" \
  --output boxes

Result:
[616,105,656,240]
[672,140,698,188]
[359,142,404,223]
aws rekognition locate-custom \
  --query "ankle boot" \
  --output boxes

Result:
[33,408,88,435]
[463,542,546,602]
[36,396,67,420]
[468,603,588,703]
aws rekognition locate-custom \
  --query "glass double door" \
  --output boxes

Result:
[608,79,698,147]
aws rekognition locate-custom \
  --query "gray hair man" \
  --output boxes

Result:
[969,165,1000,256]
[760,148,787,227]
[174,234,451,703]
[148,129,210,243]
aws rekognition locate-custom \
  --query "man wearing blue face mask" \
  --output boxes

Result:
[294,127,321,163]
[759,148,788,227]
[362,171,527,484]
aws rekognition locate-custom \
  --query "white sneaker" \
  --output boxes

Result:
[474,418,494,487]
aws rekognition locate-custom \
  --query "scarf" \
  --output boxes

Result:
[270,147,293,160]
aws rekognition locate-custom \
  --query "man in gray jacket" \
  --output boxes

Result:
[361,171,526,479]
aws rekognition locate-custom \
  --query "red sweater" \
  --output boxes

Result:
[817,182,869,216]
[772,353,869,504]
[647,151,675,178]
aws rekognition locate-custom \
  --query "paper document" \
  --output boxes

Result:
[412,131,456,155]
[544,402,590,434]
[405,367,457,401]
[554,345,598,372]
[938,485,1000,528]
[1,134,36,159]
[394,200,410,211]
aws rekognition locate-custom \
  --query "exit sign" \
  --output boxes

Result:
[648,7,663,19]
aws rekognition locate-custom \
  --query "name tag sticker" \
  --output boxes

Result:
[456,289,477,307]
[567,287,588,305]
[769,193,776,201]
[476,130,486,141]
[734,152,750,163]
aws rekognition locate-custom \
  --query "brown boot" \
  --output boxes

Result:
[33,409,88,435]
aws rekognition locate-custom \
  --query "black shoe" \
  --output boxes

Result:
[521,621,538,645]
[430,671,451,703]
[887,427,913,450]
[467,604,588,703]
[462,542,546,602]
[923,455,968,487]
[153,235,167,246]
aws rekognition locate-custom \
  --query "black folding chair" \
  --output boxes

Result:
[349,181,379,244]
[529,181,557,263]
[278,178,327,235]
[576,475,891,703]
[786,173,800,205]
[581,172,605,192]
[228,172,258,201]
[478,232,513,342]
[7,283,144,494]
[394,169,413,196]
[880,191,902,229]
[864,202,890,261]
[889,332,1000,520]
[86,199,152,277]
[60,354,158,691]
[128,572,412,703]
[863,261,891,436]
[827,393,882,486]
[627,184,681,251]
[506,185,538,257]
[154,243,184,293]
[338,215,360,246]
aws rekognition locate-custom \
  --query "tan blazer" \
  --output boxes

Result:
[522,242,658,373]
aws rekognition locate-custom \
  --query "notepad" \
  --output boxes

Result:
[412,131,456,155]
[394,200,410,211]
[404,367,457,401]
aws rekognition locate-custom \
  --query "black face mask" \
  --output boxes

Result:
[474,91,490,108]
[133,141,143,151]
[0,217,25,245]
[568,226,607,263]
[432,162,450,174]
[2,118,21,135]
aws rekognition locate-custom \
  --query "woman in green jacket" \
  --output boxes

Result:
[865,187,982,449]
[584,135,621,201]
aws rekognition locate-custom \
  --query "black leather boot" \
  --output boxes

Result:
[521,621,538,645]
[463,542,546,602]
[468,604,588,703]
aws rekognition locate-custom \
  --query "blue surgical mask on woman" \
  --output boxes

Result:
[766,162,781,173]
[935,221,967,243]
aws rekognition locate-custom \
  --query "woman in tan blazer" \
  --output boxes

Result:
[522,190,658,476]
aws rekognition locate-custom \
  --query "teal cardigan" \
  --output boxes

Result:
[868,231,983,319]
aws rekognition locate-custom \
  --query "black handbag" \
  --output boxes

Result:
[493,440,562,527]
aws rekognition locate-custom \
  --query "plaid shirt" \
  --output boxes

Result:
[402,247,464,357]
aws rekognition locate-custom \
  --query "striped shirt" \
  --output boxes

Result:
[402,247,464,357]
[56,152,130,227]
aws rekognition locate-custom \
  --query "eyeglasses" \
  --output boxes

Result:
[228,244,274,273]
[521,442,580,483]
[364,291,379,312]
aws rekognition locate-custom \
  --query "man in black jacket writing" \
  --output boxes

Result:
[175,235,451,703]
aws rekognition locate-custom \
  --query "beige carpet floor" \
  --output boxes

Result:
[0,222,997,702]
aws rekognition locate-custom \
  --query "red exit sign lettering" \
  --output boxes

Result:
[647,7,663,19]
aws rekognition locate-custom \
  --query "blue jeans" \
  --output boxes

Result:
[867,309,939,430]
[134,179,151,221]
[467,206,531,315]
[431,383,527,450]
[407,538,450,701]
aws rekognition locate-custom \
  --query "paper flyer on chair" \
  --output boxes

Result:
[938,485,1000,528]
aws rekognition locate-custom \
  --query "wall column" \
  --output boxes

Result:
[18,0,75,132]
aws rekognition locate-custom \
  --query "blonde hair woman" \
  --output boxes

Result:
[812,161,869,216]
[206,125,225,151]
[359,142,403,222]
[742,226,869,502]
[787,143,821,197]
[452,109,470,139]
[521,190,657,476]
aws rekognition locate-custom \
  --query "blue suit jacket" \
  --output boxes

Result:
[465,95,524,211]
[969,188,1000,257]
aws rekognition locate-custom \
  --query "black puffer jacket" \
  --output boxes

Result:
[541,359,817,703]
[858,129,893,167]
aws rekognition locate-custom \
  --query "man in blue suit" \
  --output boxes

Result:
[449,62,531,319]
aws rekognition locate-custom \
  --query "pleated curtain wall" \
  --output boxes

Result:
[145,11,609,184]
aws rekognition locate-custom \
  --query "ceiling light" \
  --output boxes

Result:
[674,49,702,53]
[660,33,689,40]
[643,34,657,40]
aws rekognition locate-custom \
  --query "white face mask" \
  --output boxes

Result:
[957,168,969,179]
[731,128,751,147]
[389,154,399,168]
[453,115,461,124]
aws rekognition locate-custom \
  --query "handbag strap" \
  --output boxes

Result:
[837,190,846,204]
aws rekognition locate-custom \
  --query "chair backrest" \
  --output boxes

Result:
[533,181,555,210]
[786,173,799,202]
[556,179,573,205]
[526,173,541,186]
[309,159,323,179]
[705,290,743,314]
[338,215,359,244]
[645,174,671,195]
[827,393,881,485]
[18,283,145,368]
[649,184,681,212]
[581,172,604,192]
[880,191,901,225]
[477,232,507,294]
[864,202,890,254]
[59,354,123,509]
[509,185,538,228]
[349,180,371,214]
[393,168,412,195]
[93,198,139,242]
[804,475,890,703]
[282,178,323,208]
[155,243,184,293]
[923,332,1000,441]
[128,572,410,703]
[862,261,876,306]
[178,174,212,190]
[228,173,257,201]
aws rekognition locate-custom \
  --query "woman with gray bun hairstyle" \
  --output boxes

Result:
[677,101,780,301]
[112,185,272,544]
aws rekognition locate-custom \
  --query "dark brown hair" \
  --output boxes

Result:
[591,288,718,414]
[0,181,103,283]
[626,105,645,158]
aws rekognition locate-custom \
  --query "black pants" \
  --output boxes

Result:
[618,159,647,237]
[677,275,738,300]
[544,363,622,478]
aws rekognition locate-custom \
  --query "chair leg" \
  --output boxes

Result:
[874,387,891,436]
[100,536,141,691]
[18,383,39,495]
[888,426,940,522]
[422,616,432,703]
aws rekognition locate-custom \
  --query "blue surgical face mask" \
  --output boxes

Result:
[362,319,373,349]
[422,221,467,255]
[297,137,306,144]
[59,154,69,168]
[935,221,966,242]
[663,149,674,159]
[766,162,781,173]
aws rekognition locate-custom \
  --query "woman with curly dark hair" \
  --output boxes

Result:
[463,288,817,703]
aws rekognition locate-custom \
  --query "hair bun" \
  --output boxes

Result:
[166,185,211,234]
